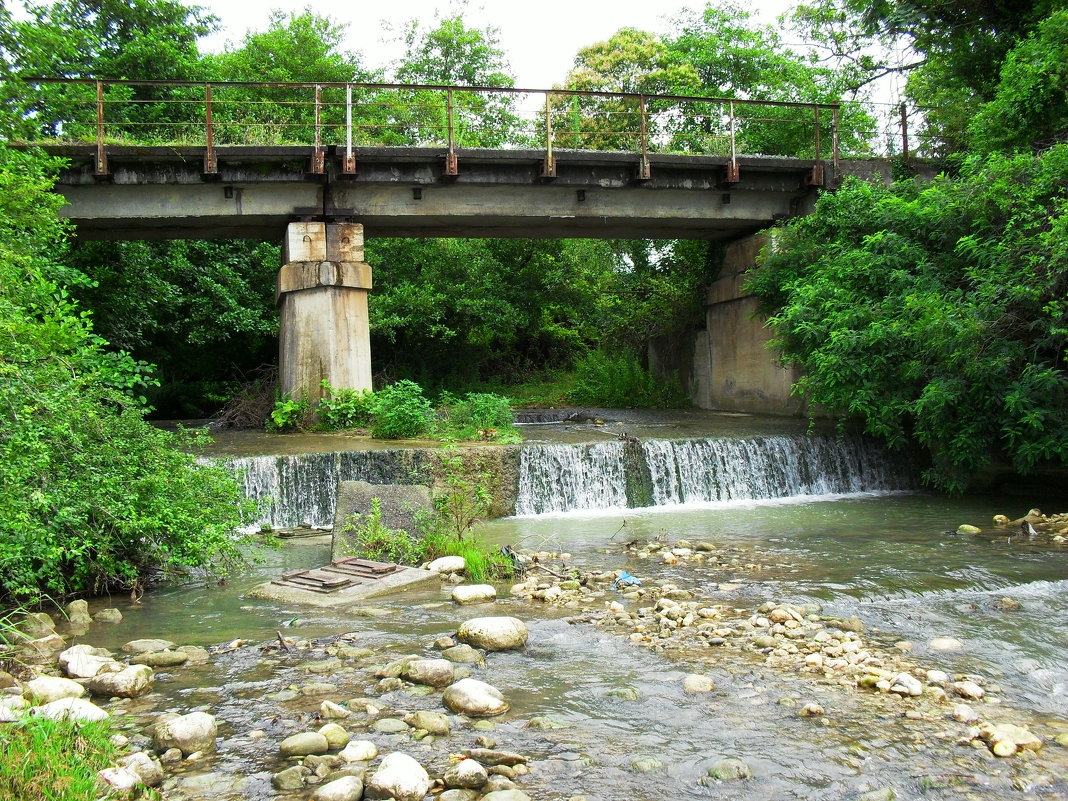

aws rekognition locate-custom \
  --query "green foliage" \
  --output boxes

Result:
[267,393,311,433]
[438,392,518,441]
[370,380,435,439]
[318,381,375,430]
[746,146,1068,491]
[0,718,142,801]
[569,350,689,408]
[339,498,422,564]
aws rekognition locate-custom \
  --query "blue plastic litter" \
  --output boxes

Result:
[611,571,642,591]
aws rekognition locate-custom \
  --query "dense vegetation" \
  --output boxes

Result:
[748,0,1068,489]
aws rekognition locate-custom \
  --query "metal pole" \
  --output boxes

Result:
[832,105,840,171]
[444,88,458,175]
[203,84,216,174]
[899,102,909,162]
[638,95,650,180]
[814,106,821,162]
[343,84,355,174]
[726,100,738,183]
[94,80,108,177]
[311,84,324,173]
[541,92,555,178]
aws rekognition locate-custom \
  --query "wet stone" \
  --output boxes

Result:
[372,717,410,734]
[707,757,753,781]
[442,645,483,664]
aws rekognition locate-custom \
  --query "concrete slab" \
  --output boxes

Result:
[246,566,440,607]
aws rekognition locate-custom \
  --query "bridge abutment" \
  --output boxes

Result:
[277,222,373,404]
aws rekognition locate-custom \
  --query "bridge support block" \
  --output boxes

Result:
[277,222,373,405]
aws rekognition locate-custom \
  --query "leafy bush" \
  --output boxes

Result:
[266,392,311,432]
[338,498,422,564]
[746,149,1068,491]
[319,381,375,430]
[569,350,688,408]
[450,392,515,430]
[370,379,435,439]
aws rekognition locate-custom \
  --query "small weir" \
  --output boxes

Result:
[219,433,913,526]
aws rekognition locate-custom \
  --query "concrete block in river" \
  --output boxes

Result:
[332,481,433,560]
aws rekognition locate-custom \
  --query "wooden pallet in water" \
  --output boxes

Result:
[271,568,361,594]
[323,557,401,580]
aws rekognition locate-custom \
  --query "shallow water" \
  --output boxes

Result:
[75,488,1068,801]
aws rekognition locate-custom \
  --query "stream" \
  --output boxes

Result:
[69,413,1068,800]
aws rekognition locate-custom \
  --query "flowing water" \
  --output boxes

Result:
[78,418,1068,800]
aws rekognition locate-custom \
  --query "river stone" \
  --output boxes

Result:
[373,718,411,734]
[442,644,483,663]
[409,710,450,735]
[313,775,365,801]
[32,697,109,722]
[177,645,211,664]
[460,748,527,766]
[273,765,310,790]
[855,790,895,801]
[982,723,1042,753]
[452,584,497,604]
[480,792,531,801]
[631,756,665,772]
[402,658,456,687]
[96,766,142,797]
[332,481,434,560]
[890,672,923,697]
[953,681,985,701]
[429,556,466,573]
[25,676,86,704]
[444,758,488,789]
[682,674,714,693]
[122,638,176,654]
[439,791,479,801]
[365,751,430,801]
[18,611,56,639]
[322,700,352,719]
[340,740,378,762]
[59,644,120,679]
[118,752,164,787]
[280,731,330,757]
[707,757,753,780]
[25,634,67,657]
[929,637,964,651]
[443,678,509,717]
[132,650,189,668]
[154,711,217,755]
[951,703,979,723]
[319,723,351,749]
[457,617,528,651]
[93,608,123,624]
[66,599,93,627]
[89,664,154,698]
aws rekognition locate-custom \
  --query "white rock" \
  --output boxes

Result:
[59,644,120,679]
[443,678,509,717]
[365,752,430,801]
[452,584,497,604]
[118,752,164,787]
[444,758,488,789]
[682,674,714,693]
[428,556,466,573]
[96,767,142,796]
[121,638,176,654]
[321,700,352,719]
[313,775,364,801]
[953,680,985,701]
[929,637,964,651]
[457,617,528,651]
[926,669,950,686]
[339,739,378,763]
[401,658,456,688]
[88,664,153,698]
[952,703,980,723]
[889,672,923,697]
[24,676,85,704]
[153,711,217,755]
[32,697,109,722]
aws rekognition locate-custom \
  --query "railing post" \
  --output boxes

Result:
[807,106,825,186]
[203,84,217,176]
[310,84,325,174]
[541,92,556,178]
[444,88,458,176]
[725,100,739,184]
[832,105,840,172]
[343,84,356,174]
[637,95,651,180]
[899,102,910,163]
[94,80,108,178]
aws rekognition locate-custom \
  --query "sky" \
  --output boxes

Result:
[197,0,797,89]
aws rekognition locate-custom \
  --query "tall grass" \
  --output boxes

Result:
[0,719,124,801]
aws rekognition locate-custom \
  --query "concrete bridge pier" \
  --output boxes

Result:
[277,221,373,404]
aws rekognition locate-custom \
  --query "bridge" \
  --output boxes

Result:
[20,79,897,410]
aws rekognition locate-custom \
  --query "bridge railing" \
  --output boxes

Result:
[20,78,842,180]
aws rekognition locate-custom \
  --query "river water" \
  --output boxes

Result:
[78,413,1068,800]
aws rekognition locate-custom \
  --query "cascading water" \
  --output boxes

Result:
[514,434,912,515]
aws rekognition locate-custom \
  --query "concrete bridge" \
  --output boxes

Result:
[23,79,898,410]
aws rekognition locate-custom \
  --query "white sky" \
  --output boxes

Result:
[198,0,797,89]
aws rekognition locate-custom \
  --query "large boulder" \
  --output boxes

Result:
[401,659,456,688]
[332,481,433,562]
[279,732,329,757]
[452,585,497,605]
[89,664,154,698]
[365,752,430,801]
[153,712,217,756]
[59,644,121,679]
[443,678,509,717]
[457,617,528,651]
[24,676,85,704]
[313,775,364,801]
[66,599,93,627]
[32,697,109,722]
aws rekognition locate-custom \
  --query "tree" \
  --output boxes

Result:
[746,147,1068,491]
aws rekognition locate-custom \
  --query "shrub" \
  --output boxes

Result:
[266,392,311,432]
[370,380,435,439]
[319,381,375,430]
[450,392,515,430]
[569,350,688,408]
[338,498,422,564]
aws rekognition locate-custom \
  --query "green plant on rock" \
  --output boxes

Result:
[318,381,375,430]
[338,498,422,564]
[370,379,435,439]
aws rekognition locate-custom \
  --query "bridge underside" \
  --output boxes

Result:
[40,145,838,241]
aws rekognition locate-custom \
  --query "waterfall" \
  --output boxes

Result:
[514,434,911,515]
[514,442,630,515]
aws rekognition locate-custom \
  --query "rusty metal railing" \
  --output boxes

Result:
[20,78,843,182]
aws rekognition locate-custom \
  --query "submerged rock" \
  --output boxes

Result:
[441,644,483,663]
[122,638,177,654]
[707,757,753,781]
[93,608,123,624]
[457,617,528,651]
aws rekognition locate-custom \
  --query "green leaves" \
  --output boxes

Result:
[748,146,1068,491]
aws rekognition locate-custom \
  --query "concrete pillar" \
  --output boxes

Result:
[276,221,372,404]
